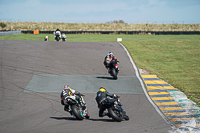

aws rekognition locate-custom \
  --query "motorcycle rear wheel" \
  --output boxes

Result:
[71,105,84,120]
[108,107,122,122]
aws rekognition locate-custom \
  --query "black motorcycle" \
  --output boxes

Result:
[101,95,129,122]
[55,32,60,42]
[65,94,89,120]
[108,60,119,79]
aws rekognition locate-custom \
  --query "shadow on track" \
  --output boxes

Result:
[96,76,114,80]
[50,117,78,121]
[89,118,115,122]
[50,117,116,122]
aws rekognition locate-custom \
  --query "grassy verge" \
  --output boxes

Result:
[122,35,200,107]
[1,22,200,31]
[1,34,200,106]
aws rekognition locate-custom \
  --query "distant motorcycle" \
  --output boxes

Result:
[101,95,129,122]
[108,60,119,79]
[65,94,89,120]
[55,32,61,42]
[61,34,66,42]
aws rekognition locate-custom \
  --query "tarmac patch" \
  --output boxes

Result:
[25,74,144,94]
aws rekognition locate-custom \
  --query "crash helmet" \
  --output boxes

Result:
[108,52,113,56]
[99,87,107,92]
[64,85,70,90]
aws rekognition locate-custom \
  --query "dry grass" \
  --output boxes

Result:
[1,22,200,31]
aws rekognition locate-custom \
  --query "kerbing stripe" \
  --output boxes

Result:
[173,120,199,125]
[148,89,168,92]
[167,115,193,118]
[150,94,171,97]
[162,110,186,113]
[143,78,161,80]
[154,100,175,103]
[158,105,181,108]
[147,84,172,86]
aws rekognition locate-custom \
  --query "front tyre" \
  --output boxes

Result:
[111,68,117,79]
[71,105,84,120]
[108,107,122,122]
[56,37,60,41]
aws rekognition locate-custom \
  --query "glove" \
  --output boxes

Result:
[79,93,85,96]
[75,91,85,97]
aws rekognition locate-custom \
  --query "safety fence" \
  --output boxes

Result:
[21,30,200,35]
[0,30,21,36]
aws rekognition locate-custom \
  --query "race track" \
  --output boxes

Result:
[0,40,173,133]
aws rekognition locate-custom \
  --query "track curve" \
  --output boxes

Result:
[0,40,173,133]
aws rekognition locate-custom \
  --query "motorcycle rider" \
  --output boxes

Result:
[60,85,89,118]
[103,52,119,72]
[96,87,129,120]
[54,28,61,41]
[95,87,118,117]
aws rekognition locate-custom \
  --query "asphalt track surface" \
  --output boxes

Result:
[0,40,173,133]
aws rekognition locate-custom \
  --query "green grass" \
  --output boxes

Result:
[1,34,200,106]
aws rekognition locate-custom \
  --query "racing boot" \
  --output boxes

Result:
[85,113,90,119]
[99,112,110,117]
[124,114,129,120]
[64,105,73,115]
[122,111,129,120]
[99,112,105,117]
[64,105,70,111]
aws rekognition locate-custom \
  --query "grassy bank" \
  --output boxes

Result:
[1,22,200,31]
[0,34,200,106]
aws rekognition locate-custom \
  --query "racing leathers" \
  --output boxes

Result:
[95,90,117,117]
[60,86,88,116]
[103,54,119,71]
[54,28,61,40]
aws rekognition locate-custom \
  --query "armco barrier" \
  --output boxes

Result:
[21,30,200,35]
[0,30,21,36]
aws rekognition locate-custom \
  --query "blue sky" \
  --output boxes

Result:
[0,0,200,24]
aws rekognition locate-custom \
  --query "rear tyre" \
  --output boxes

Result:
[71,105,84,120]
[108,107,122,122]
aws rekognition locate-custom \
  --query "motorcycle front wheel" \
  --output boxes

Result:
[110,67,117,79]
[71,105,84,120]
[108,107,122,122]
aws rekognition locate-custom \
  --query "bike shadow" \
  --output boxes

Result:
[50,117,116,122]
[50,117,79,121]
[96,76,115,80]
[89,118,115,122]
